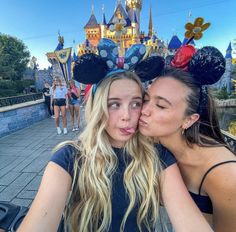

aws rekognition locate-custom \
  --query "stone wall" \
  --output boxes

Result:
[0,100,48,138]
[215,99,236,107]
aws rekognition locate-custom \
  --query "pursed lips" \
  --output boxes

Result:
[139,117,148,126]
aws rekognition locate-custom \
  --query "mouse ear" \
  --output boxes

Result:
[73,53,108,84]
[135,56,165,82]
[188,46,226,85]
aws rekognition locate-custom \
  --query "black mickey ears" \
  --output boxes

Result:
[135,56,165,82]
[188,46,226,85]
[73,53,108,84]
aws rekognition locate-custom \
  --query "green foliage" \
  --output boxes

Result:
[0,33,30,81]
[0,79,34,97]
[212,86,229,100]
[231,65,236,79]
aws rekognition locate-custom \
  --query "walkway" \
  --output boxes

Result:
[0,110,84,207]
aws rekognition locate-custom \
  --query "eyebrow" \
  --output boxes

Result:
[155,96,172,106]
[108,96,142,101]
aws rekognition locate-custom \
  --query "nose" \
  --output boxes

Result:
[141,103,151,116]
[121,106,131,121]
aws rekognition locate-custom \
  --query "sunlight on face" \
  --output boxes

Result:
[106,78,143,148]
[139,77,189,140]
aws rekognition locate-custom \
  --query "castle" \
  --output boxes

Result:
[77,0,168,57]
[44,0,235,94]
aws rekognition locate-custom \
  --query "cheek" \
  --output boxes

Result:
[107,111,117,126]
[131,108,141,121]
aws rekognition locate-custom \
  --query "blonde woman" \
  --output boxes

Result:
[51,78,68,135]
[17,71,212,232]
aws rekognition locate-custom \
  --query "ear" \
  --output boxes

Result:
[182,113,200,130]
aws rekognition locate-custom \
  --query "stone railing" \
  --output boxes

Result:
[222,130,236,152]
[215,99,236,108]
[0,97,48,138]
[0,93,43,107]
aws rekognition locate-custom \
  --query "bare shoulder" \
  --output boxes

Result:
[204,146,236,195]
[203,150,236,232]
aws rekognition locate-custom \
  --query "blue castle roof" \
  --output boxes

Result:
[225,42,232,59]
[168,35,182,50]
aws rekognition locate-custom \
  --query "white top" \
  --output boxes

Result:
[52,86,68,99]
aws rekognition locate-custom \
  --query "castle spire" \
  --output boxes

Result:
[102,4,107,25]
[225,42,232,59]
[92,0,94,14]
[148,5,153,37]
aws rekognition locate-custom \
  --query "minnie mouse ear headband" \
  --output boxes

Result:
[73,38,165,87]
[165,17,225,115]
[167,17,225,86]
[170,45,226,85]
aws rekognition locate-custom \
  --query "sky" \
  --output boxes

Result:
[0,0,235,69]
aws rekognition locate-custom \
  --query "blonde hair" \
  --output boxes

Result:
[64,71,163,232]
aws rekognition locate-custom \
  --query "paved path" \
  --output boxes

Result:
[0,109,85,207]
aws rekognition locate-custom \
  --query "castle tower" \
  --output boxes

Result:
[225,42,233,94]
[131,11,139,43]
[84,4,101,46]
[148,5,153,38]
[213,42,233,94]
[125,0,142,26]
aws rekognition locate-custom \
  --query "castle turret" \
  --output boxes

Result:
[213,42,232,94]
[125,0,142,26]
[131,10,139,43]
[84,4,101,46]
[226,42,233,59]
[168,35,182,55]
[100,6,107,38]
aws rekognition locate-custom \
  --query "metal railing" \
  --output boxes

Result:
[0,93,43,107]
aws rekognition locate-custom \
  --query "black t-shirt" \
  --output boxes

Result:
[42,87,50,101]
[50,144,176,231]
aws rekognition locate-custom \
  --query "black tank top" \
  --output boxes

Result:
[189,160,236,214]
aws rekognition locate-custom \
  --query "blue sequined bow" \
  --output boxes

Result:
[97,38,146,72]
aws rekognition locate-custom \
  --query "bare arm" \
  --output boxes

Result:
[161,164,213,232]
[17,162,72,232]
[205,163,236,232]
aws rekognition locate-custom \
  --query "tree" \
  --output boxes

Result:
[0,33,30,81]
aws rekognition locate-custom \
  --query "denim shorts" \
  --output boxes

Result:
[69,99,80,106]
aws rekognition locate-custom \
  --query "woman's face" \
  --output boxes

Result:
[106,78,143,148]
[139,77,189,140]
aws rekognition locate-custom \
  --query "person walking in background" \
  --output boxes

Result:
[67,80,81,131]
[42,82,53,117]
[51,77,68,135]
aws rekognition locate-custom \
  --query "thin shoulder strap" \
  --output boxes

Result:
[199,160,236,195]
